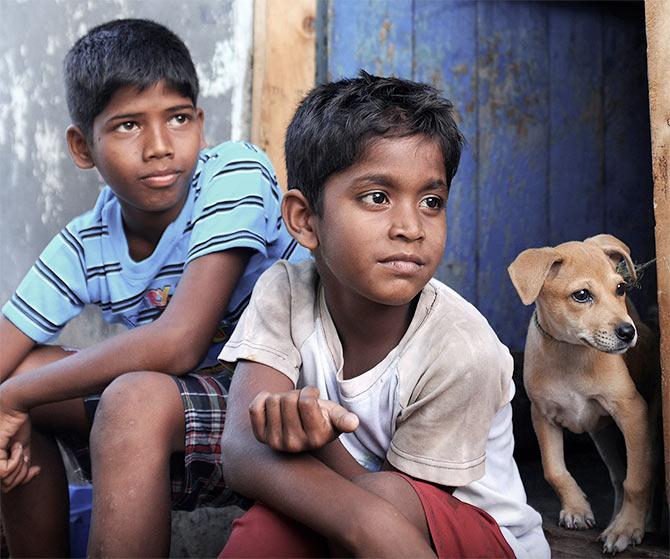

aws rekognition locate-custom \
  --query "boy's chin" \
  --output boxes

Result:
[367,288,424,308]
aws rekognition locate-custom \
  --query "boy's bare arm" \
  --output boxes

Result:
[0,318,37,383]
[222,360,435,557]
[0,248,251,413]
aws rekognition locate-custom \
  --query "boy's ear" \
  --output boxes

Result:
[281,190,319,251]
[196,108,206,149]
[66,125,95,169]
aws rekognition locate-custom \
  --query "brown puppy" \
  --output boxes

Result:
[508,234,660,555]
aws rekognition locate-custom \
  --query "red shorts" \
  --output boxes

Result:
[220,473,515,558]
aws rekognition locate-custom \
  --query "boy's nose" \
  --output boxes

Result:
[389,207,425,241]
[143,124,174,160]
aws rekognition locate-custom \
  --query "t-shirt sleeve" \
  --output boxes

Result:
[387,324,513,487]
[218,262,303,384]
[2,225,89,343]
[186,145,283,264]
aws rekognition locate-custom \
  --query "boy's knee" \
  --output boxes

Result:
[352,471,423,512]
[352,471,402,501]
[91,371,183,455]
[96,372,157,419]
[353,471,429,538]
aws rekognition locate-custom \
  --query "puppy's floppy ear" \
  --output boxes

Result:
[584,234,636,282]
[508,248,562,305]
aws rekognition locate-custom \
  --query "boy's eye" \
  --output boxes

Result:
[359,192,389,205]
[170,114,191,126]
[117,121,138,132]
[419,196,444,210]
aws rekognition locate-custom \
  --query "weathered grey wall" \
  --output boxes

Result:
[0,0,253,347]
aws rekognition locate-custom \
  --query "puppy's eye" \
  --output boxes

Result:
[616,283,627,296]
[571,289,592,303]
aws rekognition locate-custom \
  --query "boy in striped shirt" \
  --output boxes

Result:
[0,18,306,556]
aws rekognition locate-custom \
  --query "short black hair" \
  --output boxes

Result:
[64,19,199,140]
[285,71,464,215]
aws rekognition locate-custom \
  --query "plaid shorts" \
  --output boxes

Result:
[170,370,249,511]
[71,367,249,512]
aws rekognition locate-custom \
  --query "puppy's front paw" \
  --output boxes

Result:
[558,505,595,530]
[599,514,644,555]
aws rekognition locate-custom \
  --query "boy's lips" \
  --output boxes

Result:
[378,254,425,274]
[140,169,181,188]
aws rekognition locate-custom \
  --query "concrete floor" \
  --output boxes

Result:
[170,506,244,558]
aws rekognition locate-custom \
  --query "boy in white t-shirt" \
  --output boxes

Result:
[219,72,549,558]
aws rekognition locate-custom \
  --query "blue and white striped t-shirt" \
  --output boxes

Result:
[2,141,309,369]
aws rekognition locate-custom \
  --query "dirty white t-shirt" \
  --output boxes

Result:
[220,260,549,558]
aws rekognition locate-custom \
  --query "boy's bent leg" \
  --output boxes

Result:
[219,502,329,558]
[2,346,89,558]
[2,429,71,557]
[219,473,429,559]
[357,472,516,558]
[353,471,430,541]
[87,371,185,557]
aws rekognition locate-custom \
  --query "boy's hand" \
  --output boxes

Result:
[0,407,39,492]
[0,441,40,492]
[249,386,359,453]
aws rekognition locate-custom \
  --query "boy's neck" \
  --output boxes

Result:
[120,199,185,262]
[321,281,418,381]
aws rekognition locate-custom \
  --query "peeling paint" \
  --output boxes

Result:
[197,40,237,97]
[72,4,85,20]
[6,54,31,162]
[46,35,61,56]
[229,0,253,141]
[195,0,252,141]
[34,120,67,224]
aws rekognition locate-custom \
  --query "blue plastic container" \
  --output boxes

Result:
[69,484,92,558]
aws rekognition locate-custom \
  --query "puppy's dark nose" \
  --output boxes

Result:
[615,323,636,343]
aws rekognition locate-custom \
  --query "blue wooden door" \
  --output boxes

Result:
[324,0,655,351]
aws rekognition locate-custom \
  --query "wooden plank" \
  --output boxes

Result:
[603,2,657,316]
[252,0,316,190]
[327,0,413,80]
[413,0,478,304]
[476,1,550,351]
[644,0,670,508]
[548,4,605,244]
